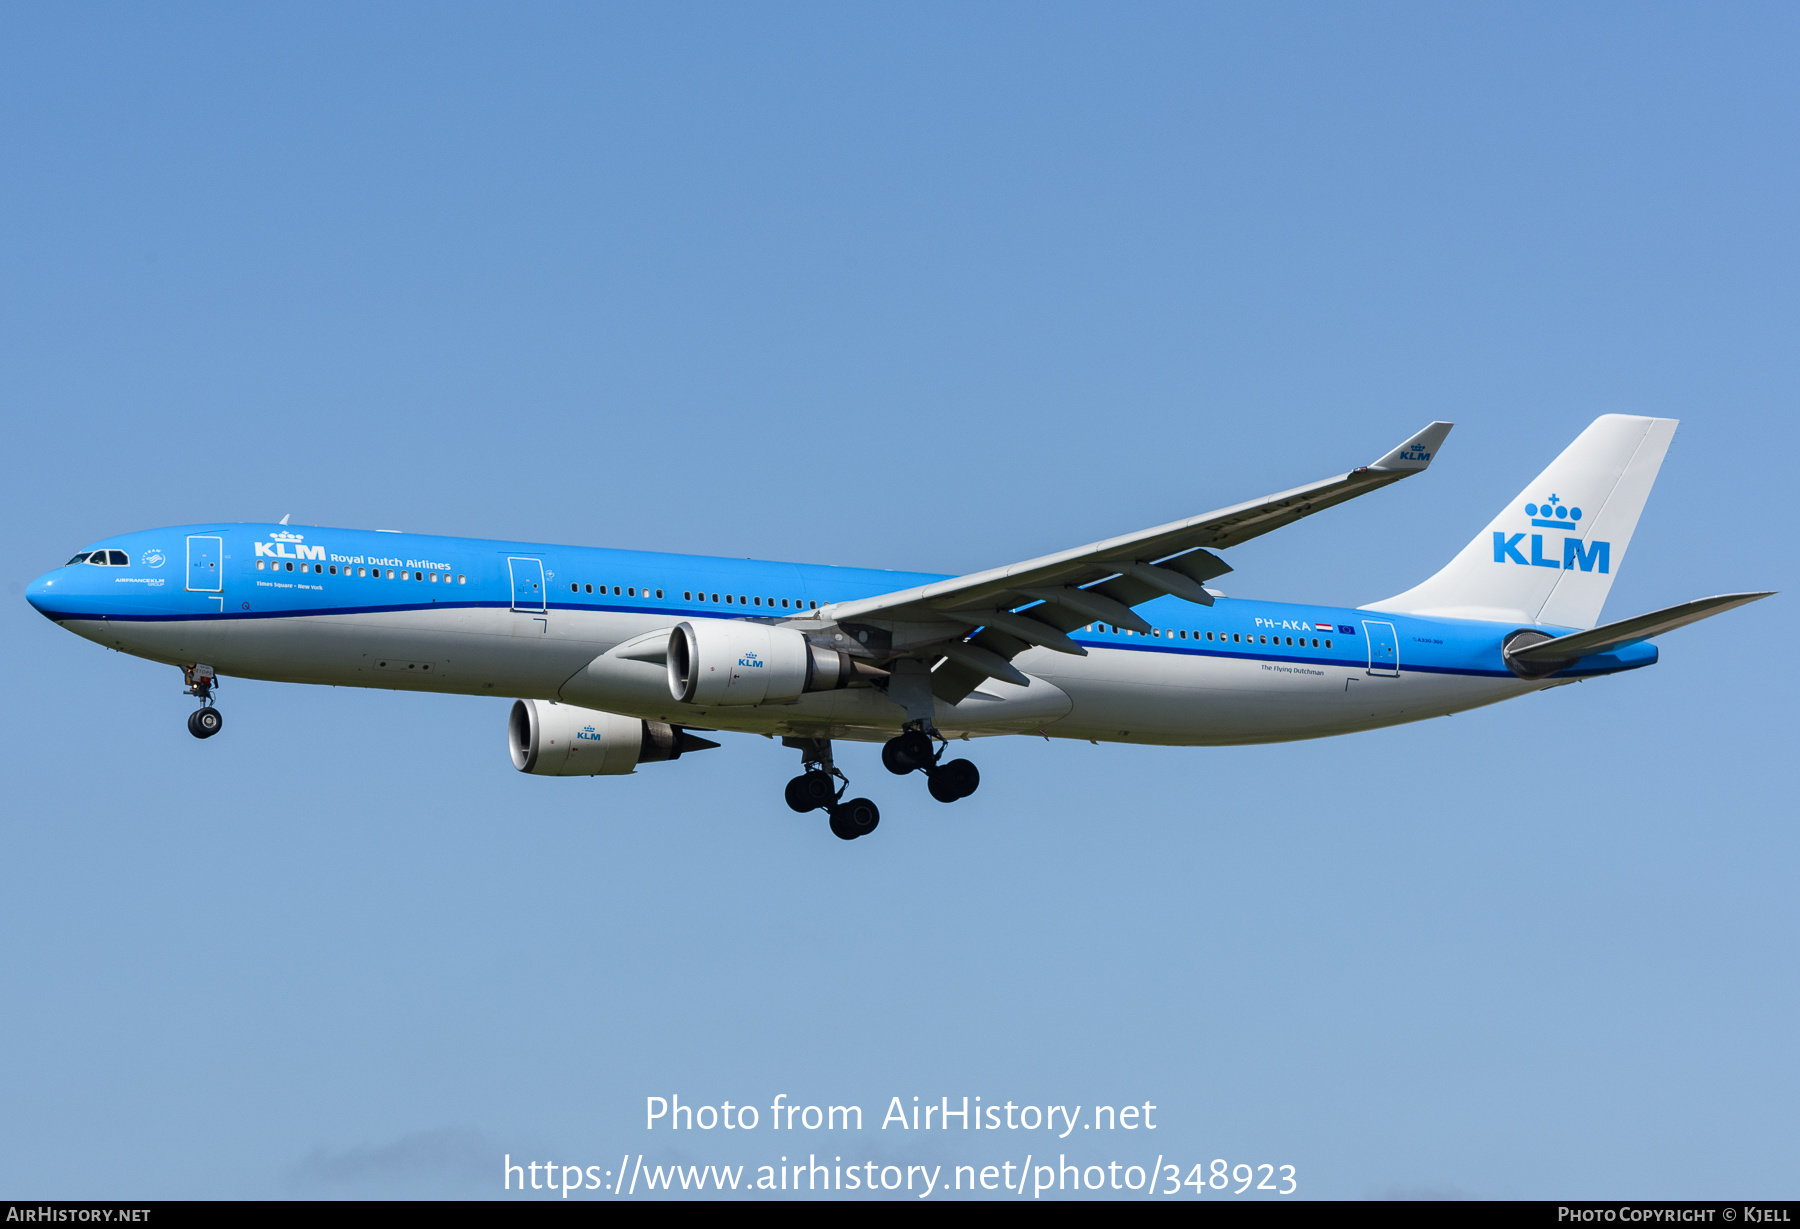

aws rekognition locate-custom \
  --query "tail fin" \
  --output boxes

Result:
[1363,415,1677,629]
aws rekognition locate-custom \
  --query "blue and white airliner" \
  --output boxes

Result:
[25,415,1769,839]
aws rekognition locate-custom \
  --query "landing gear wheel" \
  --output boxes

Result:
[785,770,836,813]
[187,708,223,740]
[927,758,979,802]
[828,797,880,840]
[882,729,935,774]
[942,758,978,798]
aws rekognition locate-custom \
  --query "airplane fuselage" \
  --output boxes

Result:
[26,522,1655,748]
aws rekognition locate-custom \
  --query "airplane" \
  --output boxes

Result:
[24,415,1770,840]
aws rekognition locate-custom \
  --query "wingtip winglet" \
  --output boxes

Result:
[1370,421,1454,472]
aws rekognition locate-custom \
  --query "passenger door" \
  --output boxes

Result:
[186,536,223,592]
[508,557,546,613]
[1362,620,1399,676]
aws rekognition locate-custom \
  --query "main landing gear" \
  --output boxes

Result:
[783,738,880,841]
[882,723,979,804]
[183,664,223,740]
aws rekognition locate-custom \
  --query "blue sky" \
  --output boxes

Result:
[1,2,1794,1199]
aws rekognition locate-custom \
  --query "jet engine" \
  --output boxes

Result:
[508,699,718,776]
[666,620,883,706]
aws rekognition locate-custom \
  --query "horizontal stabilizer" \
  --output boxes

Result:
[1507,592,1774,664]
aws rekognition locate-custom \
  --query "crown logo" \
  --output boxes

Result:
[1523,494,1582,530]
[269,530,305,542]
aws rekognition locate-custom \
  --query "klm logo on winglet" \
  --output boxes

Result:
[255,530,326,561]
[1492,494,1609,572]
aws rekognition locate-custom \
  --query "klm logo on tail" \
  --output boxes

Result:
[1493,494,1609,573]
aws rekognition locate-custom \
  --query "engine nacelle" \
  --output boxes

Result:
[509,699,717,776]
[666,620,880,706]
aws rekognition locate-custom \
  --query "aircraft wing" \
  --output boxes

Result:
[815,421,1453,701]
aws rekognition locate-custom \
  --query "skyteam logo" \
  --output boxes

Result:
[1493,493,1609,573]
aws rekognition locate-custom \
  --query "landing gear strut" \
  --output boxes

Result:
[883,722,979,803]
[183,664,223,740]
[782,737,879,840]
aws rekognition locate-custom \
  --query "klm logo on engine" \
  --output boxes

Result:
[1492,494,1609,573]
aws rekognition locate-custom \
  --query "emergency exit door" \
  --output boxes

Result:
[186,536,223,592]
[508,557,545,612]
[1362,620,1399,676]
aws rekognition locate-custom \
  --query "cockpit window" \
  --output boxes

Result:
[74,549,128,566]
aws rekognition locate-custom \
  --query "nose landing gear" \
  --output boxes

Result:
[183,664,222,740]
[782,737,880,840]
[883,723,979,803]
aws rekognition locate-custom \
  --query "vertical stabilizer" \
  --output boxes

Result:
[1363,415,1677,629]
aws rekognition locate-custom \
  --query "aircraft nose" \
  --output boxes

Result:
[25,570,62,617]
